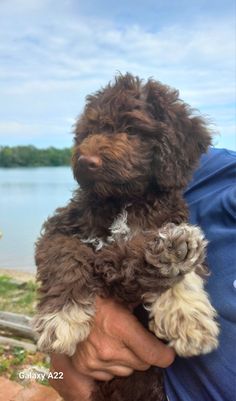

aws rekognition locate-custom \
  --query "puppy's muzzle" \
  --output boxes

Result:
[78,155,102,178]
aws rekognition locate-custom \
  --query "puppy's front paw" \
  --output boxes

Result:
[168,316,219,357]
[145,223,207,277]
[33,304,94,356]
[148,272,219,357]
[150,310,219,357]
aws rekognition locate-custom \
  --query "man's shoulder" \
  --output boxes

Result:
[165,147,236,401]
[199,147,236,175]
[185,147,236,201]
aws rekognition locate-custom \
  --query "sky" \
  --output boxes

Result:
[0,0,235,149]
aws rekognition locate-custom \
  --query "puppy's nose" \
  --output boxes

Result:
[78,155,102,171]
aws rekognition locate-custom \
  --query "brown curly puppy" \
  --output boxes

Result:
[33,74,219,401]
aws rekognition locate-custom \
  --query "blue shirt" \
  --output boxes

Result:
[164,148,236,401]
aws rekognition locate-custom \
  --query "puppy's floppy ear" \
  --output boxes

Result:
[143,80,212,190]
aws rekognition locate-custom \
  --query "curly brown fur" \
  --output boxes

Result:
[34,73,218,401]
[93,368,166,401]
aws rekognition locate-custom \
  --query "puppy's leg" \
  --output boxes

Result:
[147,272,219,357]
[33,300,95,356]
[34,224,97,356]
[145,223,208,278]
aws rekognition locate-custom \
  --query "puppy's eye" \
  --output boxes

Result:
[78,132,90,143]
[75,146,83,158]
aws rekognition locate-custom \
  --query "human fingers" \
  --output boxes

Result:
[119,314,175,368]
[94,297,174,368]
[72,330,150,376]
[97,347,150,372]
[88,365,133,381]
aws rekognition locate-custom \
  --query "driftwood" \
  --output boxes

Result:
[0,311,37,352]
[0,335,37,352]
[0,311,36,342]
[0,311,32,325]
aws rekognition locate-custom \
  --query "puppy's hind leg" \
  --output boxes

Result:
[147,272,219,357]
[33,300,95,356]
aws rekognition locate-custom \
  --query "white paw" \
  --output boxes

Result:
[148,272,219,357]
[33,304,94,356]
[168,318,219,357]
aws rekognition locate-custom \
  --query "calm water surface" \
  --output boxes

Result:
[0,167,76,272]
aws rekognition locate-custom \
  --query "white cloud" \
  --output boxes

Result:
[0,122,41,136]
[0,121,67,136]
[0,0,235,149]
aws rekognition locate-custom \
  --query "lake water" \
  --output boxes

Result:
[0,167,76,272]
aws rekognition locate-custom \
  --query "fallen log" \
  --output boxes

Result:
[0,335,37,353]
[0,311,36,341]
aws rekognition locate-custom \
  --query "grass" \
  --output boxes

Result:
[0,345,50,384]
[0,275,37,315]
[0,274,49,384]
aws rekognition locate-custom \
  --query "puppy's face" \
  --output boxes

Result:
[72,74,211,198]
[73,131,153,198]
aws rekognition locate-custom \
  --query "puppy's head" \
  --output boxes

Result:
[72,73,211,198]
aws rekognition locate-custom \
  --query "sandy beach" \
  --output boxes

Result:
[0,268,35,282]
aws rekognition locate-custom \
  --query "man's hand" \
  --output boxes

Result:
[50,297,175,401]
[50,354,94,401]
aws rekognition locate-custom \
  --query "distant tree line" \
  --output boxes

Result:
[0,146,72,167]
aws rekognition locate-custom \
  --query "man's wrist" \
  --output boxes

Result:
[50,354,94,401]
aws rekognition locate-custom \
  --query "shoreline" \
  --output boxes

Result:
[0,268,35,282]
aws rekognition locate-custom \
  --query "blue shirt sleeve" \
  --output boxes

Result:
[164,148,236,401]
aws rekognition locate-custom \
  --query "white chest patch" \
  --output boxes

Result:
[81,208,131,251]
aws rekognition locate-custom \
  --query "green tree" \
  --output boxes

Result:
[0,146,72,167]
